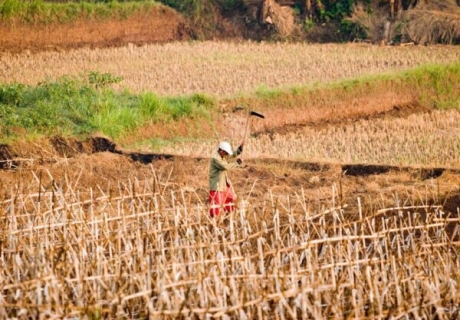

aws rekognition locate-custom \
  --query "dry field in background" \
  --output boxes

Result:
[2,42,460,96]
[150,109,460,168]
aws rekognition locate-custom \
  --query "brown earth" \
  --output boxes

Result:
[0,6,192,54]
[1,136,460,231]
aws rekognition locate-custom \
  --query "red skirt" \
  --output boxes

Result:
[208,185,236,217]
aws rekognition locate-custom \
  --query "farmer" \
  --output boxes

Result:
[208,141,244,217]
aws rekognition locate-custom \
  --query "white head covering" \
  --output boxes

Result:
[218,141,232,155]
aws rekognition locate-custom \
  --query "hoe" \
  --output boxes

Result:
[242,110,265,152]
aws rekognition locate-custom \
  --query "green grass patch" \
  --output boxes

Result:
[139,92,215,122]
[405,62,460,109]
[1,61,459,146]
[255,85,284,100]
[0,73,216,143]
[0,0,159,24]
[230,60,460,111]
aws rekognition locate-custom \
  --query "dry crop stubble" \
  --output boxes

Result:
[0,134,460,317]
[1,168,459,318]
[148,109,460,168]
[2,42,460,96]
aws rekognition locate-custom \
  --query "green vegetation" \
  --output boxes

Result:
[0,0,158,24]
[156,0,246,38]
[337,19,368,42]
[0,73,216,142]
[407,62,460,109]
[159,0,368,21]
[157,0,371,40]
[159,0,244,13]
[233,60,460,111]
[0,0,366,26]
[0,61,458,144]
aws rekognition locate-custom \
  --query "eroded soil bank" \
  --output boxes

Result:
[0,7,191,54]
[0,135,459,219]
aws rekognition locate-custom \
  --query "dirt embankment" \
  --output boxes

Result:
[0,6,192,54]
[2,1,459,54]
[0,129,459,217]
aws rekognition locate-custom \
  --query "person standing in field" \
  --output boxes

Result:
[208,141,244,217]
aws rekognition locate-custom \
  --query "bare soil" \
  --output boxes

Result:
[0,6,192,54]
